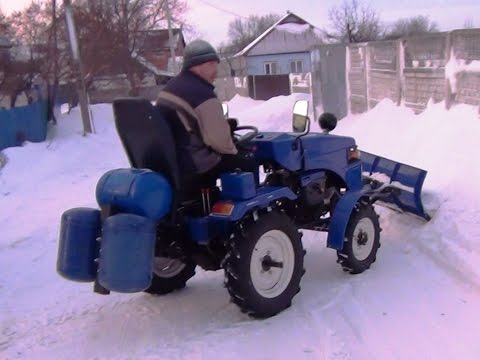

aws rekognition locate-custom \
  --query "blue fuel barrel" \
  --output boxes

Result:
[96,169,173,220]
[98,213,156,293]
[57,207,101,282]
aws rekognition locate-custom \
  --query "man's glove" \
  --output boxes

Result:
[226,118,238,133]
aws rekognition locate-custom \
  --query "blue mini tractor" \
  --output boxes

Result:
[57,98,430,318]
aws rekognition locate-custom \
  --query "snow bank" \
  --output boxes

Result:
[335,98,480,284]
[228,92,313,132]
[2,93,480,359]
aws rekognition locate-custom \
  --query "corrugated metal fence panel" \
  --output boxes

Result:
[0,100,48,151]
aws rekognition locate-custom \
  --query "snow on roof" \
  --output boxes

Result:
[132,50,175,77]
[276,23,311,34]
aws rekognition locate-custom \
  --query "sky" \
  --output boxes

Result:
[1,0,479,46]
[2,90,480,358]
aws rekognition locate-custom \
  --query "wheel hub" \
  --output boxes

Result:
[357,230,368,246]
[261,255,284,271]
[153,257,186,278]
[250,230,295,299]
[352,218,376,261]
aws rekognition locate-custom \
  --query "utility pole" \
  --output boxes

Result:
[165,0,177,74]
[64,0,93,135]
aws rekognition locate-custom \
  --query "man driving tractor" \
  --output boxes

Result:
[156,39,258,184]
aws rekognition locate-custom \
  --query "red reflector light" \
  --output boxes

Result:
[211,202,234,216]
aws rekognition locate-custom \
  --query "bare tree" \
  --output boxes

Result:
[72,0,187,96]
[384,15,438,40]
[326,0,384,43]
[219,13,281,54]
[0,9,10,36]
[0,9,12,95]
[5,3,50,107]
[463,18,475,29]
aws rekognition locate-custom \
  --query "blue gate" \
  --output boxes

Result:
[0,100,48,151]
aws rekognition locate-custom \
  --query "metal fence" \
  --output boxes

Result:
[0,100,48,151]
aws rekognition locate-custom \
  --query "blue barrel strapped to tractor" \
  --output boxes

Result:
[57,98,430,318]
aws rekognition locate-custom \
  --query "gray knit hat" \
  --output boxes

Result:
[182,39,220,70]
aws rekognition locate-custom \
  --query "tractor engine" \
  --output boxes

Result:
[299,177,339,209]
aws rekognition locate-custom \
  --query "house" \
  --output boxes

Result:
[89,28,186,103]
[224,11,325,100]
[235,12,324,76]
[136,28,186,75]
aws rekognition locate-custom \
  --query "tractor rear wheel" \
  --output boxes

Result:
[337,203,380,274]
[224,210,305,318]
[144,257,196,295]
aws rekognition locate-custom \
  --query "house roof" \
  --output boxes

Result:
[234,12,324,57]
[132,50,175,77]
[137,28,185,52]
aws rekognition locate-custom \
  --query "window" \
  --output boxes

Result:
[264,62,278,75]
[290,60,303,73]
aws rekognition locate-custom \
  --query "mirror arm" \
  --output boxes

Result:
[292,117,310,151]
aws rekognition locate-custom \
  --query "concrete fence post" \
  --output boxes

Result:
[365,44,371,110]
[397,40,405,106]
[445,31,453,110]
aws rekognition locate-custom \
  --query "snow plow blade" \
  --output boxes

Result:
[361,151,431,221]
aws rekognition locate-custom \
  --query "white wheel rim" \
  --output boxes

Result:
[250,230,295,299]
[152,257,186,278]
[352,218,376,261]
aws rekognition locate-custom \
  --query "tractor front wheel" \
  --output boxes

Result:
[224,211,305,318]
[337,203,380,274]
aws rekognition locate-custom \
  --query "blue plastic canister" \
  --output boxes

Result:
[95,168,173,220]
[57,207,101,282]
[221,172,256,200]
[187,216,209,244]
[98,213,156,293]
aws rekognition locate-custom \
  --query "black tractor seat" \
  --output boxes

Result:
[112,97,216,217]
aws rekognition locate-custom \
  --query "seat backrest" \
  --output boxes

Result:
[112,97,181,190]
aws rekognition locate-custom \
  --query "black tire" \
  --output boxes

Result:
[144,257,196,295]
[224,210,305,318]
[337,203,381,274]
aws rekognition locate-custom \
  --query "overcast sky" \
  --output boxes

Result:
[1,0,479,46]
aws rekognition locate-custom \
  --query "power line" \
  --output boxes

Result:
[197,0,248,19]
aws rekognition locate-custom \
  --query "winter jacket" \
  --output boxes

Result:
[156,70,237,174]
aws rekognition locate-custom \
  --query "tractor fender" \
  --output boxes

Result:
[209,187,297,222]
[327,189,368,250]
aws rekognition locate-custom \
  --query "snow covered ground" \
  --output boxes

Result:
[1,94,480,359]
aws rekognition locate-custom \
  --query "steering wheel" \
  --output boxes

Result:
[233,125,259,144]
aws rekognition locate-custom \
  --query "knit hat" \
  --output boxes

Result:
[182,39,220,70]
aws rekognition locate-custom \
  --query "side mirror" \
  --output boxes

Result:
[222,103,229,118]
[292,100,310,134]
